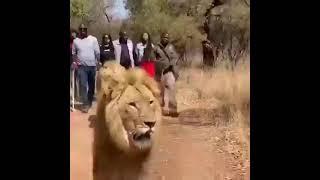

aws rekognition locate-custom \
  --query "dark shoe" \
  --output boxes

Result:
[162,109,170,116]
[81,106,90,113]
[160,102,164,107]
[169,111,179,117]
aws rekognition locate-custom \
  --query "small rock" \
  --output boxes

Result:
[217,149,223,153]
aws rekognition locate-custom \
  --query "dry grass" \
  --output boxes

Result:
[176,58,250,177]
[179,59,250,126]
[177,58,250,148]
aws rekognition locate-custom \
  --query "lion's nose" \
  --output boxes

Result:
[144,121,156,128]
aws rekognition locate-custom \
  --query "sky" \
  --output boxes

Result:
[111,0,129,20]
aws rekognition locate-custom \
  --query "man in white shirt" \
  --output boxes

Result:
[72,24,100,113]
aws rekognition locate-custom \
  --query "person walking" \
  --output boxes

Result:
[72,24,100,113]
[70,29,78,111]
[112,30,135,69]
[100,33,115,65]
[96,33,115,93]
[154,32,179,117]
[70,29,78,67]
[135,32,156,78]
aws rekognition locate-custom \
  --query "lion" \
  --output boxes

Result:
[93,61,162,180]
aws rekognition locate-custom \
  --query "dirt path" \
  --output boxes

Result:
[70,104,249,180]
[144,117,237,180]
[70,111,93,180]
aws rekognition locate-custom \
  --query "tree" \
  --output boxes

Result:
[72,0,250,65]
[70,0,94,26]
[208,0,249,64]
[70,0,117,40]
[125,0,206,65]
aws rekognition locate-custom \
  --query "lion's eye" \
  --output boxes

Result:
[149,100,154,104]
[128,102,136,107]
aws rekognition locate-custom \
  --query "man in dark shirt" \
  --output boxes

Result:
[154,32,179,117]
[120,40,131,69]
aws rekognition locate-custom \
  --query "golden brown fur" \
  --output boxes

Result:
[93,62,162,180]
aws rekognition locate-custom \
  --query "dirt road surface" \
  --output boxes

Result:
[70,101,249,180]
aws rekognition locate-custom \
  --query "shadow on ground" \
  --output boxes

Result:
[87,106,235,128]
[163,106,234,127]
[88,115,96,128]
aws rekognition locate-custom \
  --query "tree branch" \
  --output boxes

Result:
[104,5,111,23]
[105,12,111,22]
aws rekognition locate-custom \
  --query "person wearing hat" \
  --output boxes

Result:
[154,32,179,117]
[72,23,100,113]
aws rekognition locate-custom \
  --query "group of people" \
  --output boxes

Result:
[71,24,179,117]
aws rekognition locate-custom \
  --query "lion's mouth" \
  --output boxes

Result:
[133,131,151,141]
[129,130,153,150]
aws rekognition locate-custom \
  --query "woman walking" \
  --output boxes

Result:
[96,34,115,93]
[135,32,156,78]
[100,34,115,65]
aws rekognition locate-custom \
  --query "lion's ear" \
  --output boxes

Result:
[142,75,161,98]
[99,62,127,100]
[99,61,126,84]
[125,68,161,98]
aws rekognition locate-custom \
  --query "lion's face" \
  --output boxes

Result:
[116,85,161,152]
[98,62,161,155]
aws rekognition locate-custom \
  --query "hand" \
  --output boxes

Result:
[71,63,77,70]
[96,62,102,69]
[72,61,80,69]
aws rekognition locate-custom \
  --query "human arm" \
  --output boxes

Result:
[71,41,81,68]
[130,41,135,68]
[168,44,179,65]
[112,41,121,64]
[134,43,140,64]
[93,37,100,65]
[99,45,105,64]
[72,42,77,62]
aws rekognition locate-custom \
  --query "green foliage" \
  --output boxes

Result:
[125,0,144,16]
[70,0,117,40]
[126,0,205,55]
[70,0,91,20]
[208,0,250,52]
[167,15,205,53]
[70,0,250,62]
